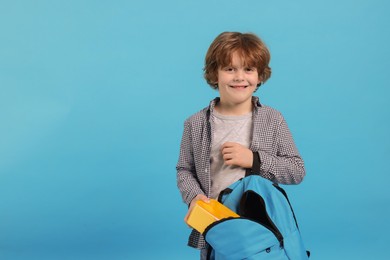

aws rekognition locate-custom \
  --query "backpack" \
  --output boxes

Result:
[203,175,310,259]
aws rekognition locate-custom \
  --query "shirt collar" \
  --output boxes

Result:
[208,96,262,114]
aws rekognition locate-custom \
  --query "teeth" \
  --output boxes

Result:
[232,86,246,88]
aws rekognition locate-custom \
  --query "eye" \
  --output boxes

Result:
[223,67,235,72]
[245,67,257,72]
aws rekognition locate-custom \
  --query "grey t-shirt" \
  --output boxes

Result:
[210,110,253,199]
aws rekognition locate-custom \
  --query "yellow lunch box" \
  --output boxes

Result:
[186,199,239,234]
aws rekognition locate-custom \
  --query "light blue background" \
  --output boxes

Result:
[1,0,389,259]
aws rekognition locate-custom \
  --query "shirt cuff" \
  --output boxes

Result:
[251,151,261,174]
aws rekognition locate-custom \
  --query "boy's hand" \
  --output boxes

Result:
[221,142,253,168]
[184,194,210,225]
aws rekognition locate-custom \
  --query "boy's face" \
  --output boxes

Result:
[216,52,261,108]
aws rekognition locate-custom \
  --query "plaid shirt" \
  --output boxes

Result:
[176,96,305,249]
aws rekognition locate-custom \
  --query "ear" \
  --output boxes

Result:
[257,78,262,85]
[257,73,263,84]
[214,80,219,89]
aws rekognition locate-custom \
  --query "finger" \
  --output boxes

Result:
[201,197,210,203]
[221,142,236,150]
[184,206,193,223]
[198,194,210,203]
[224,158,235,165]
[224,142,241,147]
[221,147,234,155]
[223,141,238,145]
[223,153,234,160]
[184,195,209,224]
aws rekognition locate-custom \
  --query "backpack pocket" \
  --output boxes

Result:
[204,218,287,260]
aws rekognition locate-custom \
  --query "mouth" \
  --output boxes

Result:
[230,85,248,89]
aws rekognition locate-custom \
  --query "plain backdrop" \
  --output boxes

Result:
[1,0,389,259]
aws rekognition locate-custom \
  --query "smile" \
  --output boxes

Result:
[230,85,248,89]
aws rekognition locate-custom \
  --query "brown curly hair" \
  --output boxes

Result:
[204,32,271,90]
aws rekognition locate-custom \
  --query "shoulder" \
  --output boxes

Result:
[255,104,284,122]
[252,96,284,122]
[183,106,209,128]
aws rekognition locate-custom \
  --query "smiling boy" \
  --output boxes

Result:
[176,32,305,259]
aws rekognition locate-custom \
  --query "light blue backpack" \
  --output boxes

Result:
[203,175,310,259]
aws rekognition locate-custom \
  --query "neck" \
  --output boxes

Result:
[215,99,253,116]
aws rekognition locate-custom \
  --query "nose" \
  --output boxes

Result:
[234,70,244,82]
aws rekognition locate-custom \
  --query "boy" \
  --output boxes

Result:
[176,32,305,258]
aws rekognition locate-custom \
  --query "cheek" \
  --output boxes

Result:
[249,76,261,85]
